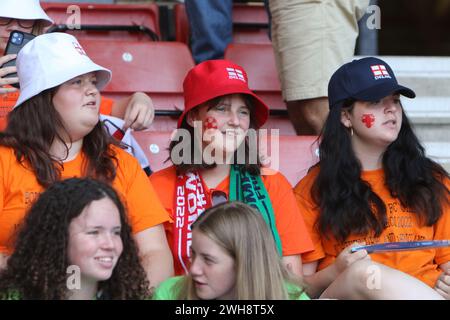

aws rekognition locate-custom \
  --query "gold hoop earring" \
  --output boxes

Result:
[350,127,354,137]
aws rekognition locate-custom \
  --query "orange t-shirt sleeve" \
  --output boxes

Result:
[293,170,326,263]
[264,172,314,256]
[433,178,450,266]
[148,166,176,215]
[114,148,169,234]
[99,95,114,116]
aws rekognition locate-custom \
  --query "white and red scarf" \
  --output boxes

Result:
[173,172,211,274]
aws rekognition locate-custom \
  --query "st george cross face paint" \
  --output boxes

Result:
[361,114,375,128]
[204,116,218,130]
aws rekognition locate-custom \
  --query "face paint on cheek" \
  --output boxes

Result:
[204,117,218,130]
[361,114,375,128]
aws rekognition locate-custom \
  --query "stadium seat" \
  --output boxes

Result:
[42,2,160,41]
[174,3,189,45]
[173,3,270,45]
[132,130,319,185]
[259,134,319,186]
[78,39,195,114]
[132,130,173,173]
[224,43,296,134]
[224,43,284,110]
[232,3,270,44]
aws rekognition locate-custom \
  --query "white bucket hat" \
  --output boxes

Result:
[0,0,53,26]
[15,33,111,108]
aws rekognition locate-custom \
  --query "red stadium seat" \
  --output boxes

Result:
[78,39,195,113]
[132,131,173,173]
[258,134,319,186]
[232,3,270,44]
[133,130,319,186]
[174,3,189,45]
[173,3,270,45]
[224,43,296,134]
[42,2,160,41]
[224,43,284,110]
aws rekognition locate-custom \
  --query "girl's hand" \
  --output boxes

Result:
[123,92,155,131]
[434,269,450,300]
[0,54,19,93]
[333,242,370,275]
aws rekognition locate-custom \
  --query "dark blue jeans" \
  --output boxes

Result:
[185,0,233,64]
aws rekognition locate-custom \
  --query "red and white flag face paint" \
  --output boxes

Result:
[361,114,375,128]
[204,116,218,130]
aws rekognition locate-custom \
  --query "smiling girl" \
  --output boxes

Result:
[0,178,149,299]
[149,59,313,277]
[0,33,173,288]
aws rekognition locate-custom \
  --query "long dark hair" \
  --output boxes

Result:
[312,102,449,242]
[168,94,261,176]
[0,88,118,187]
[0,178,150,300]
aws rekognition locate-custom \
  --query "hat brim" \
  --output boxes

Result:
[353,82,416,102]
[15,64,111,108]
[177,89,269,129]
[332,82,415,109]
[1,7,53,27]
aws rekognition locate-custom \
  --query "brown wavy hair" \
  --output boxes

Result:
[0,88,118,187]
[0,178,150,300]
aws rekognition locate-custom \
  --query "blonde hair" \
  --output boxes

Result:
[177,201,305,300]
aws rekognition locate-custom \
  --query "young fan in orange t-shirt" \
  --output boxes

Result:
[0,1,154,132]
[294,57,450,299]
[0,33,173,288]
[0,178,151,300]
[150,59,314,277]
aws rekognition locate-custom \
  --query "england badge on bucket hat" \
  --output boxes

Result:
[328,57,416,109]
[179,59,269,129]
[14,33,111,108]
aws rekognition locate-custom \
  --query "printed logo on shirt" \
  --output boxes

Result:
[370,65,391,80]
[226,68,246,82]
[72,42,87,56]
[332,200,424,254]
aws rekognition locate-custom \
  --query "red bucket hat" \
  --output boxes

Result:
[179,59,269,128]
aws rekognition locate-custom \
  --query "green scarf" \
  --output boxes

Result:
[229,165,282,255]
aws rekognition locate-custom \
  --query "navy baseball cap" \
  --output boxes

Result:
[328,57,416,109]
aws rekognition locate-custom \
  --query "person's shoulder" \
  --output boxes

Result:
[109,144,141,168]
[109,144,132,158]
[152,276,185,300]
[0,145,16,162]
[149,165,177,183]
[261,169,291,186]
[0,144,14,154]
[293,165,320,193]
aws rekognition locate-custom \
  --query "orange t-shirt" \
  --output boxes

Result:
[0,144,169,255]
[150,165,314,275]
[0,92,114,131]
[294,166,450,287]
